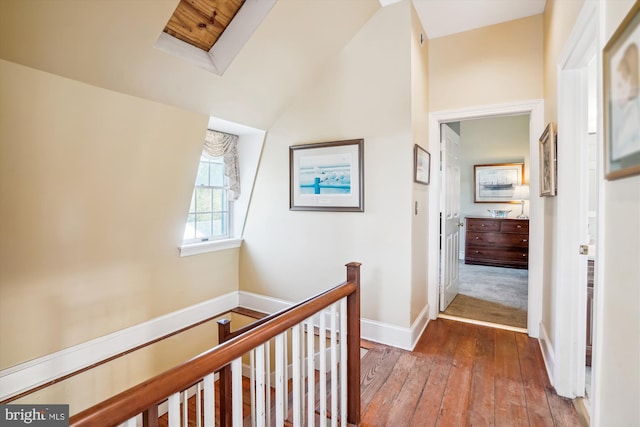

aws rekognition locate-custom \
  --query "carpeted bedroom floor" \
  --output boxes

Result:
[442,262,528,328]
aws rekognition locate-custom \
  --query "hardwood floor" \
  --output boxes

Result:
[361,319,582,426]
[159,318,581,426]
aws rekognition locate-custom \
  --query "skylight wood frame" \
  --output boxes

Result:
[156,0,277,75]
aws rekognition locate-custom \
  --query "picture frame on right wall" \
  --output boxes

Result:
[539,122,557,197]
[603,1,640,180]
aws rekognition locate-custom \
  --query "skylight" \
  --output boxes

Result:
[156,0,277,75]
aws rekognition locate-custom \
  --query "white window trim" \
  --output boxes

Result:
[179,116,264,257]
[180,238,242,257]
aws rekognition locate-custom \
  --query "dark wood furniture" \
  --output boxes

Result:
[465,217,529,269]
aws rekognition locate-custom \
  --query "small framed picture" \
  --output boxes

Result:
[414,145,431,185]
[539,123,557,197]
[289,139,364,212]
[474,163,524,203]
[603,2,640,180]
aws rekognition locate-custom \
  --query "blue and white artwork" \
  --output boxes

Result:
[298,153,352,195]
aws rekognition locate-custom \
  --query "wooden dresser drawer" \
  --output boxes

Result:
[466,247,528,262]
[466,218,500,232]
[501,220,529,234]
[467,232,529,248]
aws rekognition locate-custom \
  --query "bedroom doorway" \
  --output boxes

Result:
[427,100,545,337]
[438,115,531,330]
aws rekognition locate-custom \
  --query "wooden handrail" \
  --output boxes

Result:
[70,262,361,427]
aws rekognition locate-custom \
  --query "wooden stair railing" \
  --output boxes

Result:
[69,262,361,427]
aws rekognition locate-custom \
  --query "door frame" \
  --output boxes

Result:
[553,0,599,399]
[427,100,545,337]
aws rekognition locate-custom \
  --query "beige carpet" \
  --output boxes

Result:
[443,262,528,328]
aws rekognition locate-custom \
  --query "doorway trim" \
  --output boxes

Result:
[552,0,599,400]
[427,99,545,337]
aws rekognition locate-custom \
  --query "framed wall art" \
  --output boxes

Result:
[414,144,431,185]
[474,162,524,203]
[289,139,364,212]
[603,1,640,180]
[539,123,557,196]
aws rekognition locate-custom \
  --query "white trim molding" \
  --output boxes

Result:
[427,99,545,339]
[239,291,429,351]
[0,292,239,401]
[538,321,556,389]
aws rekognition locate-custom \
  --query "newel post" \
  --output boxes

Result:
[346,262,361,426]
[217,319,232,427]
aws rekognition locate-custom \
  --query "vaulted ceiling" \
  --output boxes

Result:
[0,0,546,130]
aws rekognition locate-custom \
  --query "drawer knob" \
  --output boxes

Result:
[523,239,528,242]
[475,251,479,254]
[475,236,480,240]
[522,254,526,257]
[517,225,522,228]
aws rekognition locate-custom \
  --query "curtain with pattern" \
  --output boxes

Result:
[203,129,240,201]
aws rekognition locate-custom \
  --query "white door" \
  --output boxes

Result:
[440,123,462,311]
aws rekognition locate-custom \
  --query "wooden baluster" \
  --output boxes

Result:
[330,303,338,427]
[306,316,316,427]
[340,299,347,427]
[168,393,180,427]
[346,262,361,426]
[275,333,285,426]
[203,373,214,427]
[292,324,302,427]
[143,405,159,427]
[217,319,232,427]
[319,309,327,424]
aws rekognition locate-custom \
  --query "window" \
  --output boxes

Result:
[183,155,230,244]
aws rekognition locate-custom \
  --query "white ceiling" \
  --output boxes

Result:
[410,0,546,39]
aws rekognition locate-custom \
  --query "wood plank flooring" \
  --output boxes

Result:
[361,318,581,426]
[159,318,581,426]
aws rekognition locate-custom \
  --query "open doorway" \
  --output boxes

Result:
[438,115,531,330]
[427,100,544,338]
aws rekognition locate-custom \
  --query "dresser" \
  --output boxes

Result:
[465,217,529,269]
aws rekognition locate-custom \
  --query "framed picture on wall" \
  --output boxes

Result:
[474,162,524,203]
[539,123,557,196]
[414,144,431,185]
[603,1,640,180]
[289,139,364,212]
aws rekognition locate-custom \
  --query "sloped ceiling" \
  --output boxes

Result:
[412,0,546,39]
[0,0,380,130]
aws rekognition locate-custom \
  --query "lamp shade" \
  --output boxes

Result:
[513,184,530,201]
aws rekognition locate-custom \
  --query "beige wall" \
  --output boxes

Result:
[429,15,544,111]
[240,2,416,328]
[410,3,430,323]
[0,60,239,369]
[458,115,531,252]
[597,2,640,424]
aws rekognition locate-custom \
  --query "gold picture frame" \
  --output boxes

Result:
[539,123,557,197]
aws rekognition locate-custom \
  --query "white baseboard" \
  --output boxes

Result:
[240,291,428,351]
[0,292,239,401]
[538,321,555,388]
